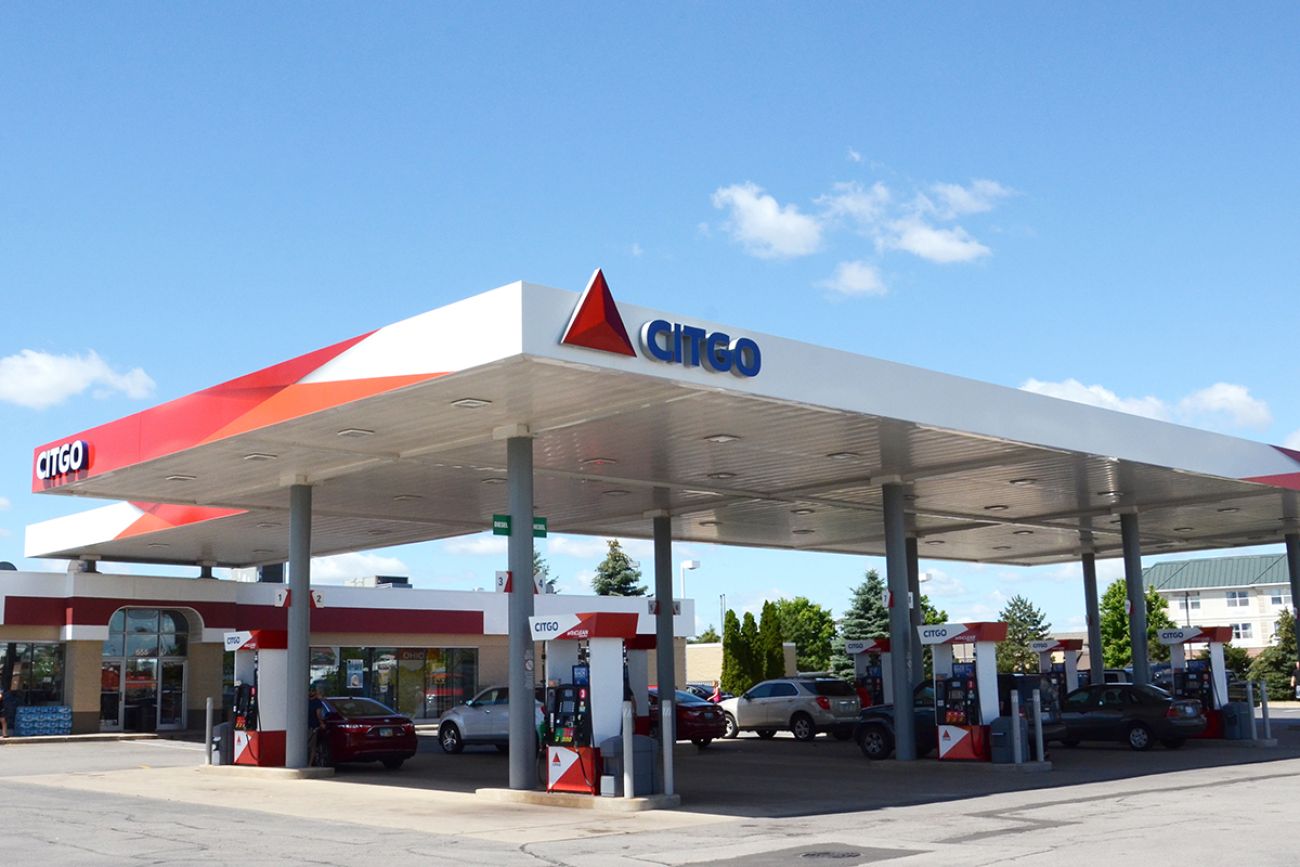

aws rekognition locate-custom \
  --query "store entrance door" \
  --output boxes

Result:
[100,661,123,731]
[158,660,186,730]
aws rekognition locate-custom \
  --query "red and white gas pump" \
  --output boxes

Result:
[225,629,289,767]
[530,611,640,795]
[1158,625,1233,738]
[844,637,892,707]
[1029,638,1082,701]
[918,622,1008,761]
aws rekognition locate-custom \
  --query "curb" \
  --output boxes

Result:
[0,733,161,746]
[196,764,335,779]
[476,787,682,812]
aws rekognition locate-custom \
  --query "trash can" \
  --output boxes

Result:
[1220,702,1253,740]
[212,722,234,764]
[990,716,1028,764]
[599,734,660,795]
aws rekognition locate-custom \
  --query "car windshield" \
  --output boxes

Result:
[327,698,395,718]
[807,679,855,697]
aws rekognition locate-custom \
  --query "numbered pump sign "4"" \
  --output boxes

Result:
[35,439,90,481]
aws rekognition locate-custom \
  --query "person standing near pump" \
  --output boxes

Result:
[1291,661,1299,701]
[0,685,8,738]
[307,686,327,765]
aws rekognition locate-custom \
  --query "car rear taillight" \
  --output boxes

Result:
[816,696,831,711]
[337,722,368,731]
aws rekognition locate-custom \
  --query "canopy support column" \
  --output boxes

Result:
[285,483,311,769]
[1120,512,1151,686]
[1287,533,1300,672]
[1081,551,1104,684]
[506,433,536,790]
[906,536,923,688]
[652,514,675,789]
[883,482,915,760]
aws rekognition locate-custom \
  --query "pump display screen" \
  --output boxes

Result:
[560,700,575,714]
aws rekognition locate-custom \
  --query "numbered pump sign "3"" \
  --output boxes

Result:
[35,440,90,481]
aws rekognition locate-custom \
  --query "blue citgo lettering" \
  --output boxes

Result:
[680,325,706,367]
[641,320,675,362]
[704,332,732,372]
[731,337,761,377]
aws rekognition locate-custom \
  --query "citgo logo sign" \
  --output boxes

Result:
[560,269,762,378]
[35,439,90,481]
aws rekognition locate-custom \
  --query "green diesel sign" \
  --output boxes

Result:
[491,515,548,538]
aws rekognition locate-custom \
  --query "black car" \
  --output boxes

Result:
[1059,683,1206,750]
[854,684,939,759]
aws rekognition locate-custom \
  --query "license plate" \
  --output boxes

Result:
[375,727,394,737]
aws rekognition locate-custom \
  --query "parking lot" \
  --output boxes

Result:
[4,711,1300,865]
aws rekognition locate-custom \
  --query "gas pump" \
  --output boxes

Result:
[844,637,891,707]
[1028,638,1082,704]
[530,611,639,795]
[224,630,289,767]
[918,622,1008,761]
[1157,626,1233,738]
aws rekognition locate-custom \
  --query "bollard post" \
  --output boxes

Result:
[622,700,635,799]
[1246,682,1258,740]
[1260,681,1272,741]
[1031,689,1045,763]
[1009,690,1023,764]
[205,697,214,766]
[661,699,674,796]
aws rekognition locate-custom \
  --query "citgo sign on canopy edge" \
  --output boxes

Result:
[559,269,762,378]
[35,439,90,481]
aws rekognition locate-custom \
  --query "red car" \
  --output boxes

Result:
[318,696,418,769]
[648,688,728,748]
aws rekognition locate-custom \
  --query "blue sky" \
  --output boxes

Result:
[3,6,1299,635]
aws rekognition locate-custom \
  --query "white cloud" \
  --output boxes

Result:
[1178,383,1272,430]
[817,181,891,228]
[920,569,966,598]
[884,217,991,264]
[711,182,823,259]
[925,179,1014,219]
[0,349,155,410]
[1285,429,1300,450]
[819,261,887,297]
[1021,378,1169,420]
[443,535,508,556]
[311,551,411,584]
[847,147,863,163]
[0,496,10,510]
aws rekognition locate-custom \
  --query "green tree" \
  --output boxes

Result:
[996,594,1052,673]
[830,570,889,679]
[720,610,747,694]
[690,624,721,644]
[1200,642,1251,676]
[740,612,763,686]
[772,596,836,672]
[1248,607,1297,700]
[590,539,645,596]
[758,600,785,678]
[533,550,556,593]
[1099,580,1177,668]
[921,594,947,625]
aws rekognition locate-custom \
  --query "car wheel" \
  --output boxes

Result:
[382,757,405,770]
[790,712,816,742]
[1126,723,1153,751]
[755,728,777,739]
[691,737,712,749]
[1061,737,1080,747]
[857,724,893,760]
[439,722,464,754]
[1161,737,1186,749]
[832,726,854,741]
[723,712,739,739]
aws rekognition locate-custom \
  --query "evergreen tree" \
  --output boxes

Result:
[996,594,1052,673]
[690,625,721,644]
[759,600,785,678]
[740,611,763,686]
[830,569,889,679]
[1248,607,1297,700]
[1099,580,1177,668]
[921,594,947,625]
[590,539,646,596]
[772,596,836,672]
[720,610,745,694]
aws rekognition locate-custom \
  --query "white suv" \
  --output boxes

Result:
[436,686,542,753]
[719,678,861,742]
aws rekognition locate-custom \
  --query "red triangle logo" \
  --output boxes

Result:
[560,269,636,356]
[551,754,561,764]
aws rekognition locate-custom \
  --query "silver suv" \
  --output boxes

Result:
[436,686,542,753]
[719,677,860,742]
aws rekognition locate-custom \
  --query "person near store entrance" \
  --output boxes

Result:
[0,686,8,738]
[308,685,327,764]
[1291,661,1299,701]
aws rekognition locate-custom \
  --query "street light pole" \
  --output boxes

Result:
[679,559,700,599]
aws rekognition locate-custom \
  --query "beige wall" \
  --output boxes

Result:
[0,626,61,642]
[688,641,796,686]
[64,640,101,734]
[186,641,225,728]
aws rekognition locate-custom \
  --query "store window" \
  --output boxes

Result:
[1226,591,1250,608]
[101,608,191,732]
[309,646,477,719]
[1269,590,1292,607]
[0,642,66,706]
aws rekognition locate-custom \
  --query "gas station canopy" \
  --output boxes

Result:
[25,273,1300,568]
